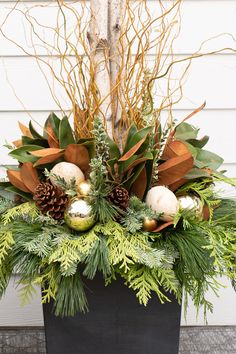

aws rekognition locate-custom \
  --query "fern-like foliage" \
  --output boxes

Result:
[2,202,39,225]
[0,229,14,266]
[121,196,162,233]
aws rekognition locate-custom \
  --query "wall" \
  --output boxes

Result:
[0,0,235,326]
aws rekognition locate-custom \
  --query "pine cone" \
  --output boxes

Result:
[109,186,129,210]
[33,182,69,220]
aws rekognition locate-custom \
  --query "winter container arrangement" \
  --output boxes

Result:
[0,1,236,353]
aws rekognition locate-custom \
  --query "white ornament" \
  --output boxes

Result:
[178,195,203,218]
[145,186,179,222]
[50,162,85,186]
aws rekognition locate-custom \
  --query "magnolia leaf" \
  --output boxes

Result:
[187,135,209,149]
[18,122,32,138]
[157,153,194,186]
[9,145,43,163]
[34,152,64,167]
[20,162,40,193]
[44,113,60,138]
[119,137,147,162]
[125,163,146,190]
[185,168,211,179]
[30,148,64,157]
[169,179,188,192]
[175,122,199,141]
[64,144,90,172]
[45,121,59,148]
[105,136,120,159]
[12,140,22,148]
[195,149,224,170]
[7,170,31,193]
[162,140,190,159]
[124,124,138,152]
[124,126,152,153]
[151,221,174,232]
[22,136,48,148]
[123,152,153,174]
[29,121,44,140]
[5,186,32,201]
[59,116,75,149]
[131,167,147,200]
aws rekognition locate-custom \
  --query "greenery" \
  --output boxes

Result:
[0,111,236,320]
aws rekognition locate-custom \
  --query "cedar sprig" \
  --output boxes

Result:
[121,196,162,233]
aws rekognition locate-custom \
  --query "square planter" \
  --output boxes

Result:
[43,275,181,354]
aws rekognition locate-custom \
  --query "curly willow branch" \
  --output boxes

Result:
[0,0,235,144]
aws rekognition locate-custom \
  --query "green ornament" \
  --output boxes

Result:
[64,197,96,231]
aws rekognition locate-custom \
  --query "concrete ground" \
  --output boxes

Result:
[0,327,235,354]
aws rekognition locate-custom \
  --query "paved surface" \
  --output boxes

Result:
[0,327,235,353]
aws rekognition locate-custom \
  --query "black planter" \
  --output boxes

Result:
[43,275,181,354]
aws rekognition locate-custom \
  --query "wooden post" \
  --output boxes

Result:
[89,0,125,139]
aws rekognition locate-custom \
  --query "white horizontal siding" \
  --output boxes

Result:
[0,55,236,111]
[0,0,236,327]
[0,1,236,56]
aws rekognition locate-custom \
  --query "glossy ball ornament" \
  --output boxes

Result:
[177,195,203,218]
[143,217,158,232]
[77,180,91,197]
[145,186,179,222]
[50,162,85,186]
[64,197,96,231]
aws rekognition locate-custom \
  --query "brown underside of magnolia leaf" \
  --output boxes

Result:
[119,137,146,162]
[7,170,31,193]
[45,121,59,148]
[131,167,147,200]
[12,139,23,148]
[151,221,174,232]
[64,144,90,173]
[34,152,64,166]
[18,121,32,138]
[169,178,188,192]
[162,140,190,160]
[20,162,40,193]
[157,153,194,186]
[30,148,64,157]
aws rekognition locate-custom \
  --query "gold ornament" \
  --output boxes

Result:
[64,197,96,231]
[77,180,91,197]
[177,195,203,218]
[50,162,85,186]
[143,217,158,232]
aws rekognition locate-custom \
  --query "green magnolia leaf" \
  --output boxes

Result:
[44,112,61,139]
[5,186,32,201]
[175,122,199,140]
[77,138,95,159]
[185,168,211,179]
[125,162,146,190]
[9,145,43,163]
[184,142,198,159]
[0,181,12,190]
[187,135,209,149]
[22,136,49,148]
[119,155,137,174]
[105,136,120,159]
[195,149,224,170]
[124,126,153,153]
[29,121,45,140]
[59,116,75,149]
